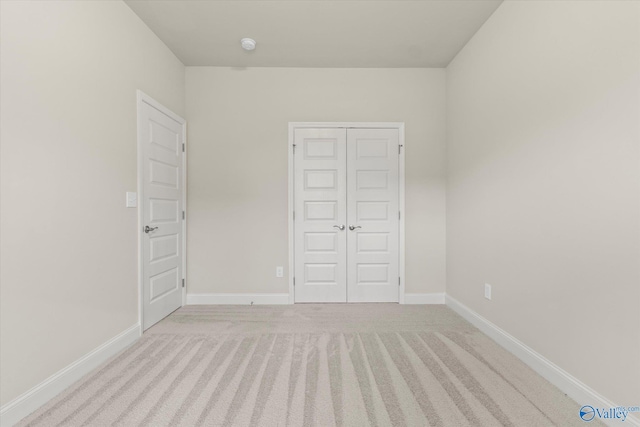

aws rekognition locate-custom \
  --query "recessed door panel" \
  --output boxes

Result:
[357,171,389,190]
[356,139,388,159]
[304,201,337,220]
[304,170,338,190]
[149,160,179,189]
[305,232,339,253]
[356,233,389,254]
[304,139,338,159]
[357,264,389,284]
[149,198,179,224]
[150,267,179,302]
[150,235,179,263]
[150,119,180,154]
[305,264,338,284]
[356,201,390,222]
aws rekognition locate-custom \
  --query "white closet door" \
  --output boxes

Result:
[294,128,347,302]
[346,128,400,302]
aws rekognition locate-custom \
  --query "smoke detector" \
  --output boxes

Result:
[240,38,256,51]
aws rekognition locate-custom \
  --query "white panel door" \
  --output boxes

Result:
[346,128,399,302]
[294,128,347,302]
[140,99,184,330]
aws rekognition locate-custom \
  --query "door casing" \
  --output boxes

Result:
[137,90,187,331]
[288,122,406,304]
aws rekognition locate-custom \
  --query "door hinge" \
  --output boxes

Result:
[182,143,185,152]
[398,277,401,287]
[182,278,185,288]
[293,144,296,154]
[182,210,185,220]
[293,277,296,287]
[398,144,403,154]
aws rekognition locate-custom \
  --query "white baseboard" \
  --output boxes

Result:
[0,323,141,427]
[186,293,290,305]
[404,292,445,304]
[187,293,446,305]
[445,295,639,427]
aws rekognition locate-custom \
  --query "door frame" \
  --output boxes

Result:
[288,122,406,304]
[136,90,187,332]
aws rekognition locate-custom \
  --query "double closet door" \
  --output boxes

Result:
[294,127,400,303]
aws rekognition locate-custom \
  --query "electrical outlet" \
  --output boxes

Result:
[276,266,284,278]
[485,283,492,300]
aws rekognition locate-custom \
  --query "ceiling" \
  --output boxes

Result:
[125,0,503,68]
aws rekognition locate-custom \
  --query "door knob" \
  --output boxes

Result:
[349,225,362,231]
[333,225,345,231]
[144,225,158,233]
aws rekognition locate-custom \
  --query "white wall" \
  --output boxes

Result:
[0,1,185,406]
[185,67,446,296]
[447,1,639,406]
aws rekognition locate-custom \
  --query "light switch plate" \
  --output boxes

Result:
[276,266,284,278]
[126,192,137,208]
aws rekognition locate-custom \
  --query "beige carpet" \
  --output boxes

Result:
[18,305,597,426]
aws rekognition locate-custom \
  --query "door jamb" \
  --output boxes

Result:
[136,90,187,332]
[287,122,406,304]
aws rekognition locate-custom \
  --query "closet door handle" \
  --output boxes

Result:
[348,225,362,231]
[333,225,345,231]
[144,225,158,233]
